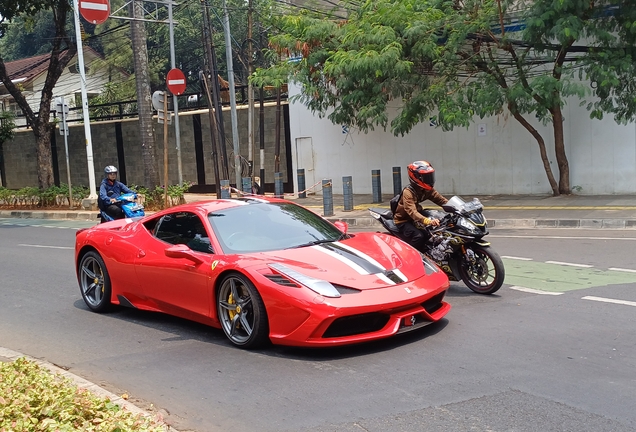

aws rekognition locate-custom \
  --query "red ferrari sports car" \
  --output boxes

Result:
[75,197,451,349]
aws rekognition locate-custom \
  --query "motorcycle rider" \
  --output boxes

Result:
[393,160,448,251]
[99,165,135,220]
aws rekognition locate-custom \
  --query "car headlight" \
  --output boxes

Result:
[420,252,441,274]
[268,263,341,298]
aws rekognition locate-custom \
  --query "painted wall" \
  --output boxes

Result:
[0,102,290,191]
[288,83,636,196]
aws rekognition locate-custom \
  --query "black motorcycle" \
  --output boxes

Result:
[369,196,505,295]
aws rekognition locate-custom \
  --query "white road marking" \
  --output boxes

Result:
[18,244,73,250]
[545,260,593,268]
[609,267,636,273]
[502,256,533,261]
[582,296,636,307]
[509,286,563,295]
[490,234,636,241]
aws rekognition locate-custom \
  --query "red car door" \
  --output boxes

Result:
[134,211,214,321]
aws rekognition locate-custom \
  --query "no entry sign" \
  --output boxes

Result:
[79,0,110,25]
[166,68,187,96]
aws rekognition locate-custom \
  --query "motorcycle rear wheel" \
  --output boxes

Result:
[459,245,505,294]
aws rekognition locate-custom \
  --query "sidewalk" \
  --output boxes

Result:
[1,192,635,229]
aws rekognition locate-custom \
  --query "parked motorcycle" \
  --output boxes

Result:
[369,196,505,294]
[99,192,145,223]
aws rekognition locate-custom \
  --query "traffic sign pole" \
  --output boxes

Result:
[73,0,98,203]
[167,1,183,186]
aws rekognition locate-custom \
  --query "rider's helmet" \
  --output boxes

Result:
[408,160,435,191]
[104,165,118,175]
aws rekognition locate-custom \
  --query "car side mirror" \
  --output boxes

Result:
[164,244,203,264]
[333,220,348,234]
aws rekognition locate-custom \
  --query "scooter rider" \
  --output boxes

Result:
[99,165,135,220]
[393,160,448,251]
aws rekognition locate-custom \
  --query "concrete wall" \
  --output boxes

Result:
[1,102,291,192]
[288,84,636,196]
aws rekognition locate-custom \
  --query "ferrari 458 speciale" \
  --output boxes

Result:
[75,197,450,349]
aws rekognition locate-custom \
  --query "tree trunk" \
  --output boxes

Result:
[551,105,571,195]
[33,120,54,189]
[130,0,160,189]
[508,103,560,196]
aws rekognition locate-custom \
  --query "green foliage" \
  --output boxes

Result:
[0,111,15,144]
[131,181,192,210]
[0,358,167,431]
[256,0,636,134]
[0,184,91,207]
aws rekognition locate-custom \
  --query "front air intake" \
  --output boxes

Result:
[323,313,389,338]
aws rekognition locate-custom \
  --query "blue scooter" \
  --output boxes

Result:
[99,192,145,223]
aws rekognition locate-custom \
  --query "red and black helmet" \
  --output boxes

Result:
[407,160,435,190]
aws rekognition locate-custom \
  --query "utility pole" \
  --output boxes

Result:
[201,0,229,181]
[222,0,242,188]
[130,0,160,188]
[247,0,254,177]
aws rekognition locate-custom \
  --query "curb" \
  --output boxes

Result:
[0,347,179,432]
[2,210,636,229]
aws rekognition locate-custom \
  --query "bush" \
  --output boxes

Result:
[0,183,191,210]
[0,358,168,431]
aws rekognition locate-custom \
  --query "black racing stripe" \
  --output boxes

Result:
[320,243,384,274]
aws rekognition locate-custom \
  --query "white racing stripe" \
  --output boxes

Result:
[545,261,593,268]
[509,286,563,295]
[18,244,73,250]
[502,256,533,261]
[334,242,386,270]
[312,245,368,274]
[582,296,636,307]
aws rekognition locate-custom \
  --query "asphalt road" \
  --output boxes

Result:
[1,222,635,432]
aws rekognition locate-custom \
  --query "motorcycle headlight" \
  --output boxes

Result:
[457,217,480,235]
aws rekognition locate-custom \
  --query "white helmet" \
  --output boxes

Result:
[104,165,118,174]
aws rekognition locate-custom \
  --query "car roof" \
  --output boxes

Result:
[154,196,293,216]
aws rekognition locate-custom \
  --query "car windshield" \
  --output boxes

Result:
[208,202,344,253]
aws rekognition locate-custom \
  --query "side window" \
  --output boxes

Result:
[154,212,214,254]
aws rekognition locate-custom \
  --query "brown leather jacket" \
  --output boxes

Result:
[393,185,448,226]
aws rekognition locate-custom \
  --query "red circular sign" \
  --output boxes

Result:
[166,68,187,96]
[79,0,110,25]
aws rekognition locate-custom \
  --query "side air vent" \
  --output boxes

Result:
[332,284,361,294]
[265,274,299,287]
[384,270,404,284]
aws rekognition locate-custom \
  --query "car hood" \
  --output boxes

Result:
[259,232,426,290]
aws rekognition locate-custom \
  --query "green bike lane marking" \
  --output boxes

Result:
[502,258,636,292]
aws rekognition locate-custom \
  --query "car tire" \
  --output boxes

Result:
[217,273,269,349]
[78,251,112,312]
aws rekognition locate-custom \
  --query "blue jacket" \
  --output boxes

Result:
[99,178,134,208]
